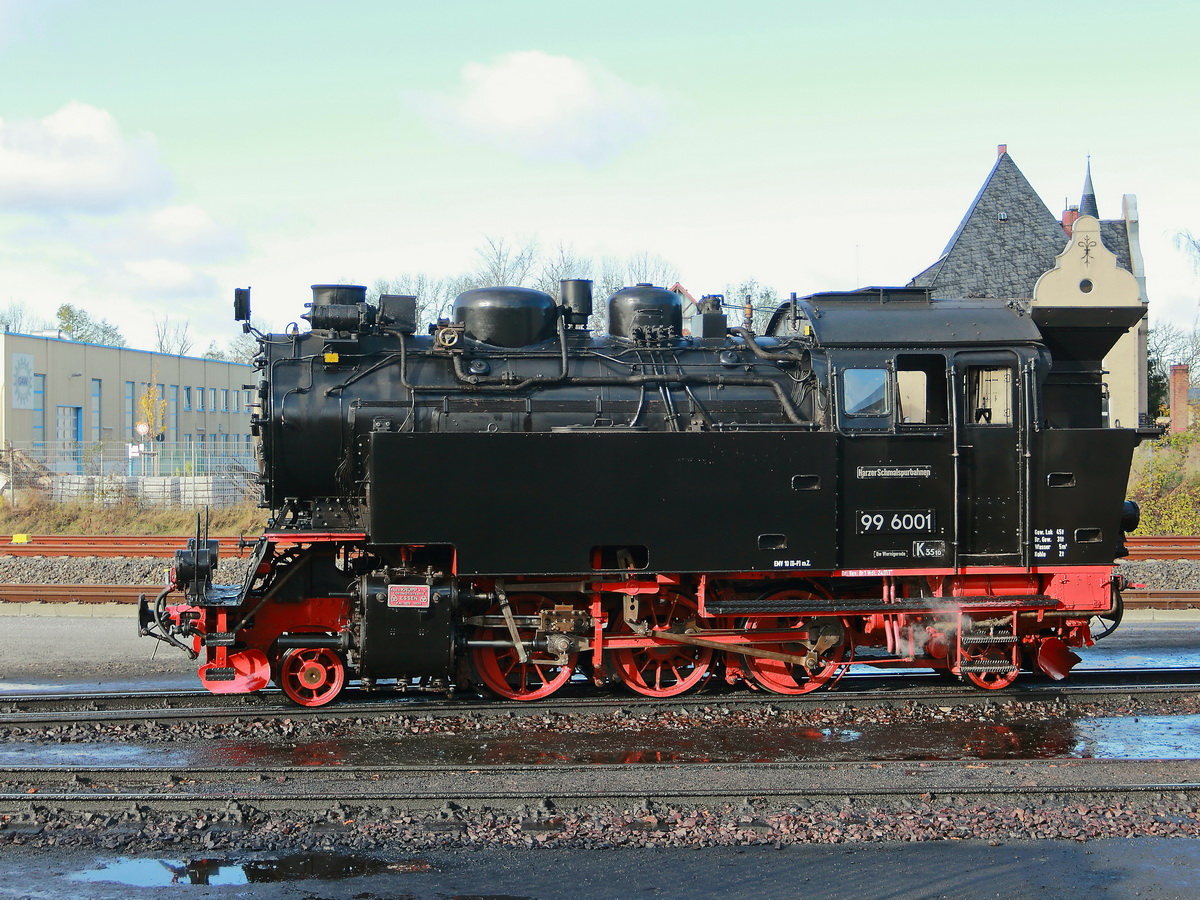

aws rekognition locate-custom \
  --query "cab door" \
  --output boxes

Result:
[955,353,1025,565]
[836,356,954,570]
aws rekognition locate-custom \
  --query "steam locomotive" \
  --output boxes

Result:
[140,279,1148,705]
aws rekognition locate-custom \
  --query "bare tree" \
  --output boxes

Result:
[368,275,459,330]
[1176,230,1200,275]
[624,251,678,288]
[225,319,270,364]
[470,236,538,288]
[1148,319,1200,391]
[366,241,684,337]
[0,300,52,334]
[592,256,629,301]
[153,316,193,355]
[201,339,228,361]
[55,304,126,346]
[533,242,592,296]
[723,278,780,331]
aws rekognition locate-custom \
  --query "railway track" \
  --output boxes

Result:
[0,534,250,557]
[2,668,1197,728]
[1124,536,1200,559]
[0,583,156,602]
[3,533,1200,559]
[2,759,1198,811]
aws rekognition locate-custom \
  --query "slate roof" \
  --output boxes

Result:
[910,152,1072,300]
[1080,159,1099,218]
[1100,220,1133,273]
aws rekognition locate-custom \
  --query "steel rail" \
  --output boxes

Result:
[2,760,1198,809]
[3,668,1198,728]
[1124,536,1200,560]
[0,534,246,557]
[0,583,158,602]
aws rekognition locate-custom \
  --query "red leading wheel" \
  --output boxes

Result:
[742,615,848,695]
[610,594,712,698]
[470,594,578,701]
[277,646,347,707]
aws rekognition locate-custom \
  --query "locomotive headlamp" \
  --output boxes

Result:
[1121,500,1141,533]
[233,287,251,322]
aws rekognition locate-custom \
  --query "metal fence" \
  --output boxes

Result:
[0,440,260,508]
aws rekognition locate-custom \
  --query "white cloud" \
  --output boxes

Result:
[0,102,245,319]
[412,51,664,165]
[119,259,217,298]
[65,204,246,264]
[0,101,172,213]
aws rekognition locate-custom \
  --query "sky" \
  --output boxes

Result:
[0,0,1197,352]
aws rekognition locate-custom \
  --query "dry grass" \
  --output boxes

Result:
[0,498,268,537]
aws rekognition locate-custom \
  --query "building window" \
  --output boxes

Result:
[124,381,135,440]
[233,390,240,414]
[33,374,46,449]
[209,387,217,411]
[184,386,192,411]
[90,379,102,442]
[244,389,253,411]
[221,388,229,412]
[169,385,179,441]
[196,387,204,412]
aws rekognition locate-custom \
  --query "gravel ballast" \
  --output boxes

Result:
[0,555,252,586]
[3,698,1199,850]
[2,791,1197,852]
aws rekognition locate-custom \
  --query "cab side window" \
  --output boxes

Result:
[897,355,948,425]
[842,369,889,417]
[967,366,1013,425]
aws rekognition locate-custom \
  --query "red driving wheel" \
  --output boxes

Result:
[742,615,848,695]
[470,594,577,700]
[609,593,712,697]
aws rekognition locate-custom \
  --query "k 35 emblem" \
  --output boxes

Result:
[912,540,947,559]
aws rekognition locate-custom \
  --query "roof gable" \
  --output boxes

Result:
[911,152,1071,300]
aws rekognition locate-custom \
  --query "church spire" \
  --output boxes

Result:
[1079,156,1099,218]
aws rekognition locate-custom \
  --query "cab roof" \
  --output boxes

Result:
[777,287,1045,348]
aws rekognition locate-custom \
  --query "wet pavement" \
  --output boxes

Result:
[3,713,1199,768]
[69,851,430,887]
[2,609,1199,897]
[0,838,1197,899]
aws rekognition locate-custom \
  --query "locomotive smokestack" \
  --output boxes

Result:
[560,279,593,327]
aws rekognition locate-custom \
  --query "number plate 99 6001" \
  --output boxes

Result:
[857,510,936,534]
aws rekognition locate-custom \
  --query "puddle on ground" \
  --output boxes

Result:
[6,715,1199,768]
[70,851,431,886]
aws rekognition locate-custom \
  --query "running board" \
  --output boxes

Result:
[706,595,1056,615]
